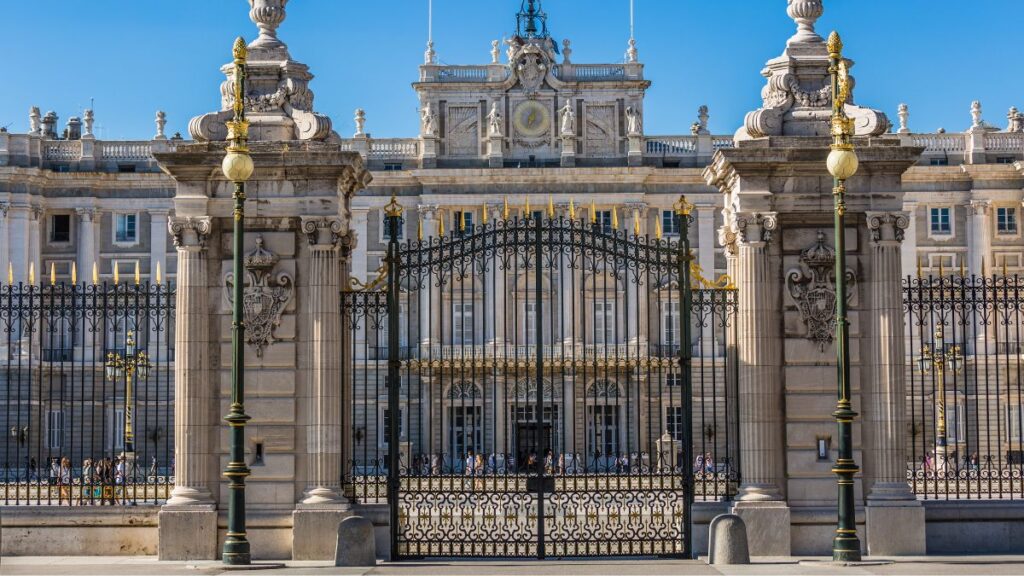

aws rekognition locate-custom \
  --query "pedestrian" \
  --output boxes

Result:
[48,457,60,486]
[58,457,72,505]
[694,453,704,474]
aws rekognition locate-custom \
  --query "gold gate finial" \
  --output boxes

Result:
[384,194,403,217]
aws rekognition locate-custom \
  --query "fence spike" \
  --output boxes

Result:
[92,262,99,285]
[50,262,56,286]
[482,202,489,223]
[114,260,120,285]
[155,262,162,285]
[569,198,576,220]
[28,262,34,286]
[7,262,12,285]
[612,206,619,229]
[135,261,141,286]
[72,261,78,285]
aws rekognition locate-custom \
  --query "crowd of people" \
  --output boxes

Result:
[398,449,728,477]
[5,454,172,505]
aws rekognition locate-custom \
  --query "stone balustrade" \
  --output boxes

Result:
[646,136,699,155]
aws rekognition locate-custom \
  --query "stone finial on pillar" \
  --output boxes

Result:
[354,108,366,137]
[785,0,824,45]
[248,0,288,50]
[155,111,167,140]
[970,100,984,130]
[1007,106,1023,133]
[898,104,910,134]
[28,107,41,136]
[562,39,572,64]
[491,40,501,64]
[425,40,437,65]
[625,38,639,63]
[83,109,95,139]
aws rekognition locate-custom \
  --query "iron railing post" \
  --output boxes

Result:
[384,196,403,560]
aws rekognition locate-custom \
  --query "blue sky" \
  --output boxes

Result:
[3,1,1020,139]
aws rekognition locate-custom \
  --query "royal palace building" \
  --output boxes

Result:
[1,0,1023,562]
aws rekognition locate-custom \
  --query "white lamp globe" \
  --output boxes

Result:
[222,150,255,183]
[827,149,859,181]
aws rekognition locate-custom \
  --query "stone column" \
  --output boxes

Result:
[28,206,41,283]
[7,204,30,284]
[625,203,647,345]
[299,217,347,505]
[558,205,575,345]
[75,208,98,283]
[0,202,10,286]
[900,202,918,279]
[159,216,217,561]
[967,200,992,353]
[349,208,369,284]
[419,206,439,348]
[149,210,170,282]
[697,205,718,356]
[728,211,790,556]
[863,212,925,555]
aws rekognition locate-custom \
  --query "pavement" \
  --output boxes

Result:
[2,557,1024,576]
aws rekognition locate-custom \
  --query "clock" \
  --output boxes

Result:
[512,100,551,138]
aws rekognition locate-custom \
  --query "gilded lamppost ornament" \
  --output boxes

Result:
[826,30,862,563]
[222,35,254,567]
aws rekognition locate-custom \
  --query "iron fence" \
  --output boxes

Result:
[904,274,1024,499]
[0,282,175,505]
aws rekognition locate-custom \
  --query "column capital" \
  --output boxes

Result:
[301,215,345,248]
[734,211,778,245]
[29,205,44,220]
[147,208,171,217]
[75,207,100,221]
[968,199,992,216]
[0,201,9,218]
[866,211,911,244]
[417,204,441,220]
[169,216,212,249]
[717,223,738,257]
[623,201,648,213]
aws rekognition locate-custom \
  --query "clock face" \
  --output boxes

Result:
[513,100,551,138]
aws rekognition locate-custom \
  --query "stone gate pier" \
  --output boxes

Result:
[154,4,371,560]
[704,5,925,556]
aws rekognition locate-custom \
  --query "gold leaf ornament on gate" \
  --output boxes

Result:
[225,235,294,357]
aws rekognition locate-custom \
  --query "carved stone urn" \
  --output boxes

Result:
[248,0,288,49]
[786,0,824,45]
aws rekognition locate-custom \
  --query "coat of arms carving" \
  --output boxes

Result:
[226,235,294,357]
[786,231,855,350]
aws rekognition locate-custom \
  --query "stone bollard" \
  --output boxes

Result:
[335,516,376,567]
[708,513,750,565]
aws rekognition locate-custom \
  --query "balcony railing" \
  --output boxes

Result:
[646,136,697,155]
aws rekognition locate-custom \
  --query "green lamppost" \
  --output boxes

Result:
[826,31,862,562]
[221,36,255,566]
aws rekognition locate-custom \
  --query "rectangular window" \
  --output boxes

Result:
[47,410,65,449]
[662,210,681,236]
[666,406,685,441]
[449,405,483,461]
[114,213,138,243]
[662,301,681,347]
[997,207,1018,235]
[930,207,951,235]
[1008,405,1023,443]
[453,303,473,345]
[452,211,475,236]
[380,407,406,447]
[666,373,682,387]
[50,214,71,243]
[377,303,407,357]
[929,157,949,166]
[593,301,615,344]
[587,405,619,457]
[943,403,966,443]
[596,211,613,234]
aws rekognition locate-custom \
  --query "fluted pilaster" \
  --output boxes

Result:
[165,217,215,507]
[865,212,915,500]
[733,212,785,501]
[300,216,346,505]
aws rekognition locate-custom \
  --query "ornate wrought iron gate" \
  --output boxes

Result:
[342,196,738,559]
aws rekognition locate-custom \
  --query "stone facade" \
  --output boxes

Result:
[0,0,1023,562]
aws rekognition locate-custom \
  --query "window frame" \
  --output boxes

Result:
[452,302,474,345]
[47,410,65,450]
[661,210,681,237]
[378,209,405,242]
[928,206,953,238]
[379,406,407,448]
[996,206,1019,237]
[112,212,139,246]
[49,213,73,245]
[593,301,616,345]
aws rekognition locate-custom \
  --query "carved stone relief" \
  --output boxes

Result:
[786,231,855,350]
[225,235,294,357]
